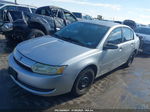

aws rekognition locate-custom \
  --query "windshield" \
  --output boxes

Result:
[54,22,109,48]
[135,27,150,35]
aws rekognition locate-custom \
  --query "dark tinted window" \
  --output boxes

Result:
[55,22,109,48]
[36,8,49,16]
[64,12,76,23]
[122,28,134,41]
[73,12,82,18]
[31,8,36,13]
[135,27,150,35]
[17,6,30,13]
[9,11,23,21]
[107,28,122,44]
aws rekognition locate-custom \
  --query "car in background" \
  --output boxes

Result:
[2,6,77,44]
[0,1,36,33]
[135,27,150,54]
[0,2,36,13]
[123,20,137,30]
[73,12,93,20]
[8,20,139,97]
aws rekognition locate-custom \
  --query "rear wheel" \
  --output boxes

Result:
[71,67,95,96]
[27,29,45,39]
[123,52,136,67]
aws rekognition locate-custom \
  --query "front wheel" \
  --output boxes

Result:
[71,67,95,97]
[27,29,45,39]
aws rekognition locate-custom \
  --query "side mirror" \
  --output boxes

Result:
[103,43,118,50]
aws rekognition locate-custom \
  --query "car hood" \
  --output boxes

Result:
[136,33,150,41]
[16,36,93,65]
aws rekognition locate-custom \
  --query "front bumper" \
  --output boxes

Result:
[8,54,74,96]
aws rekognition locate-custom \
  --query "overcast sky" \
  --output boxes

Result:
[3,0,150,24]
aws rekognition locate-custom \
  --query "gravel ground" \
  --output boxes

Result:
[0,35,150,111]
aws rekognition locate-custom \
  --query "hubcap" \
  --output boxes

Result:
[78,73,92,90]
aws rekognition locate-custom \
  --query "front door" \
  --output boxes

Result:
[100,27,124,75]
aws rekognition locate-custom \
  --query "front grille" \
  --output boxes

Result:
[14,57,32,72]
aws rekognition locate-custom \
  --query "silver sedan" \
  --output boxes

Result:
[8,20,140,96]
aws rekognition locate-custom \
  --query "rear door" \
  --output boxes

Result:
[121,27,135,62]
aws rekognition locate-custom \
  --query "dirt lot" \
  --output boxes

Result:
[0,35,150,111]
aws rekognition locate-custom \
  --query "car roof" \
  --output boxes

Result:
[0,1,36,8]
[79,20,120,27]
[38,6,69,12]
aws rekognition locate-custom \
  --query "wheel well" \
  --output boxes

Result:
[29,22,47,34]
[84,64,98,77]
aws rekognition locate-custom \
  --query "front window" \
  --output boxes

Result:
[64,12,76,23]
[54,22,109,48]
[107,28,123,44]
[135,27,150,35]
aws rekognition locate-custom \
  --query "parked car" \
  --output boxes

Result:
[123,20,137,30]
[2,6,77,43]
[135,27,150,54]
[0,1,36,33]
[73,12,93,20]
[0,2,36,13]
[8,20,139,96]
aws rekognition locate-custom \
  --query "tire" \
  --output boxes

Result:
[123,52,136,67]
[27,29,45,39]
[71,67,95,97]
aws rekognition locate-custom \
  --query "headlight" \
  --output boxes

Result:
[31,63,67,75]
[1,23,13,32]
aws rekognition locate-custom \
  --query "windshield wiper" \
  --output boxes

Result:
[61,37,86,47]
[53,34,86,47]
